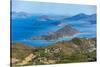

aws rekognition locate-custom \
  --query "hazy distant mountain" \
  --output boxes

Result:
[65,13,89,20]
[84,14,96,24]
[37,15,51,21]
[64,13,96,24]
[12,12,96,23]
[11,12,32,19]
[12,12,66,21]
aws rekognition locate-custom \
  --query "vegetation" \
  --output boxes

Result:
[11,43,35,60]
[11,38,96,66]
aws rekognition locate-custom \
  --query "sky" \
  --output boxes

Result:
[12,0,96,16]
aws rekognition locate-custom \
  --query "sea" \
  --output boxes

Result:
[11,14,96,47]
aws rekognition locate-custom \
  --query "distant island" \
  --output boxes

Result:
[30,25,79,40]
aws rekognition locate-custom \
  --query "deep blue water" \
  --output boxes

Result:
[11,14,96,47]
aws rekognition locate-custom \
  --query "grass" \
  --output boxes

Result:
[11,38,96,66]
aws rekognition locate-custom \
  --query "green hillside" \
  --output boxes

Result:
[11,38,96,66]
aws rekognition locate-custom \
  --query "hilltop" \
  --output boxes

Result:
[11,38,96,66]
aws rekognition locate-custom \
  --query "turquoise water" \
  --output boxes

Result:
[11,14,96,47]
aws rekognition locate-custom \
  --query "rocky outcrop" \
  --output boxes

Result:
[17,53,36,66]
